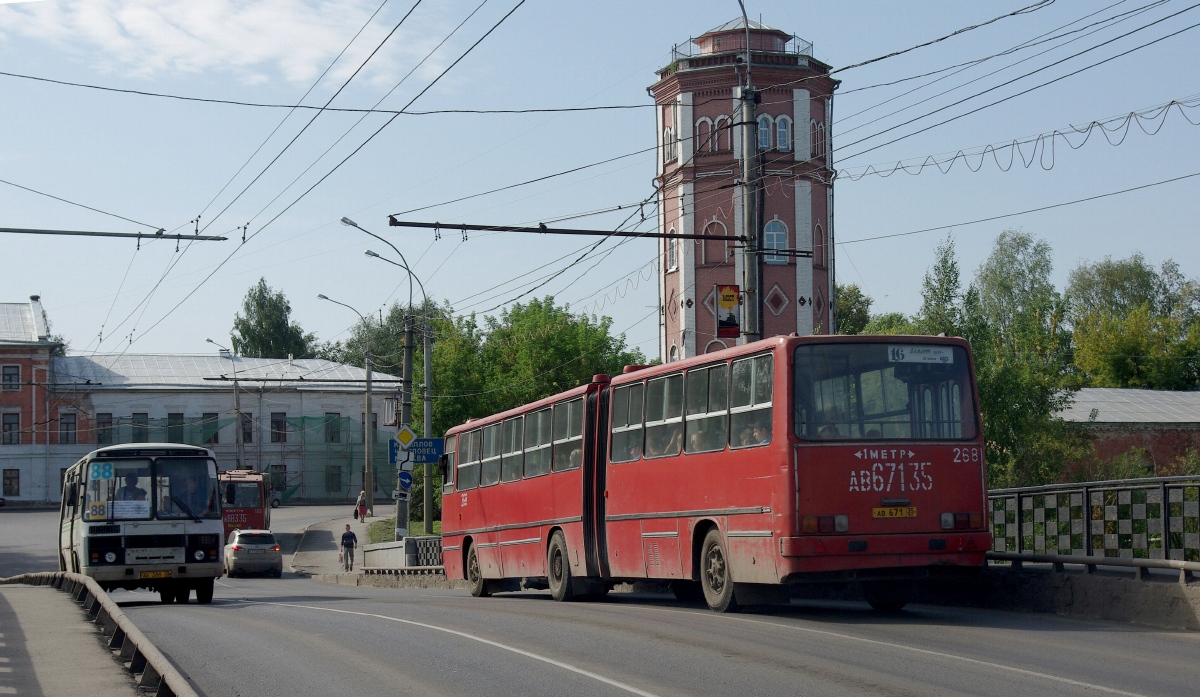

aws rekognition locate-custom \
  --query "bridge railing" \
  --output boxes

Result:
[987,476,1200,582]
[0,572,199,697]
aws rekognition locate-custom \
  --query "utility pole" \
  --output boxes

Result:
[207,338,245,470]
[737,3,762,344]
[364,347,373,517]
[395,314,414,539]
[423,325,434,535]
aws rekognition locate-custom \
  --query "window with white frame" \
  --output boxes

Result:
[663,127,675,163]
[776,116,792,152]
[667,234,678,271]
[764,218,788,264]
[1,366,18,391]
[757,115,773,151]
[714,116,730,151]
[695,118,713,154]
[2,413,19,445]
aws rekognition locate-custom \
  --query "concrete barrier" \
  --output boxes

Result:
[0,572,200,697]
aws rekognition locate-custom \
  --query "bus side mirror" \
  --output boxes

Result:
[66,482,77,503]
[438,454,448,481]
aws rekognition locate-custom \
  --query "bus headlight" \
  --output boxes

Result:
[193,550,205,561]
[104,552,116,563]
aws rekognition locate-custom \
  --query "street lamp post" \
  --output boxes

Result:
[343,216,437,536]
[316,294,375,517]
[206,339,245,470]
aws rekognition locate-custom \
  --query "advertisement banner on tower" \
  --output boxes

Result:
[716,285,740,338]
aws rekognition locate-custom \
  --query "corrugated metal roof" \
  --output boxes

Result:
[0,303,36,343]
[1062,387,1200,424]
[705,17,786,34]
[52,354,399,390]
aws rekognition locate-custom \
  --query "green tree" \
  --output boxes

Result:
[862,312,919,335]
[1073,304,1200,389]
[1068,253,1200,389]
[916,235,966,337]
[967,231,1079,487]
[479,297,645,412]
[834,283,872,335]
[230,278,318,358]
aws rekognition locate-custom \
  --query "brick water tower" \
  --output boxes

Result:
[651,18,837,362]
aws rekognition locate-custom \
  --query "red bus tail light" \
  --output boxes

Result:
[954,512,970,529]
[818,516,834,533]
[969,511,983,529]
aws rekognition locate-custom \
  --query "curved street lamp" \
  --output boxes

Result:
[317,293,376,516]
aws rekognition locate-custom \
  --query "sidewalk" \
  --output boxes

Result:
[289,514,373,577]
[0,585,138,696]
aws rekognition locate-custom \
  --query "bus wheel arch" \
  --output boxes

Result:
[546,529,575,602]
[689,519,719,581]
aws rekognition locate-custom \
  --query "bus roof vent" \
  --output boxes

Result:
[592,374,610,383]
[622,365,650,374]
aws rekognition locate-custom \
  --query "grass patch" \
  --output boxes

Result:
[367,517,442,544]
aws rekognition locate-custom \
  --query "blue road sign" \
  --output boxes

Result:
[408,438,444,464]
[398,471,413,490]
[388,439,401,465]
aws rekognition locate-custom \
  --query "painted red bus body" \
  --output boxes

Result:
[441,335,990,611]
[218,470,271,539]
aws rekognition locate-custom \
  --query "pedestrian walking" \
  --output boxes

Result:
[356,490,368,521]
[339,524,359,572]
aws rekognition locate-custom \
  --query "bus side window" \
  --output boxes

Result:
[552,398,584,472]
[730,354,773,448]
[458,430,481,491]
[524,409,552,477]
[610,383,644,463]
[645,374,684,458]
[442,436,457,495]
[501,417,524,482]
[685,363,728,454]
[480,423,502,487]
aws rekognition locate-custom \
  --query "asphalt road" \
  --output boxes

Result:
[6,507,1199,697]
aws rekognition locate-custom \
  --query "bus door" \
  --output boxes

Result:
[793,342,986,542]
[583,387,609,577]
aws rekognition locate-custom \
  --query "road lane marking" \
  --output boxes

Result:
[636,606,1146,697]
[242,600,663,697]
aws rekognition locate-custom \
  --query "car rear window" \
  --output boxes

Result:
[238,533,276,545]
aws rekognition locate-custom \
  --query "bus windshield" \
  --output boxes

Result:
[157,458,220,519]
[84,459,152,521]
[794,343,978,441]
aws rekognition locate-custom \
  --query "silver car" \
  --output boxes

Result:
[224,529,283,578]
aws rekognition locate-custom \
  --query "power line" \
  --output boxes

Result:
[0,69,651,116]
[386,219,740,240]
[0,177,161,230]
[835,4,1200,161]
[127,0,529,348]
[838,169,1200,245]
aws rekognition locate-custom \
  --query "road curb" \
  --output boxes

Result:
[0,572,200,697]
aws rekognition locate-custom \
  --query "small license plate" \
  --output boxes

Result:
[872,506,917,519]
[139,570,172,579]
[249,549,264,555]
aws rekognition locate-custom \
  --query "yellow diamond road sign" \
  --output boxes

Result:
[396,426,416,449]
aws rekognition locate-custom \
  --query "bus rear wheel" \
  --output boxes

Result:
[158,586,175,604]
[862,581,911,613]
[466,543,489,597]
[700,529,739,613]
[547,531,575,602]
[173,585,191,604]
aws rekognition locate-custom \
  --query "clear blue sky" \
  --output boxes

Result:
[1,0,1197,358]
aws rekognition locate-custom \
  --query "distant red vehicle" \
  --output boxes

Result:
[218,470,272,538]
[440,335,990,612]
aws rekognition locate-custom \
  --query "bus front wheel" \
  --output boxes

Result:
[466,544,489,597]
[195,579,214,604]
[700,529,739,613]
[547,531,575,602]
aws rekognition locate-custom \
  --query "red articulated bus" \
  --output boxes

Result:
[440,335,990,612]
[218,469,272,539]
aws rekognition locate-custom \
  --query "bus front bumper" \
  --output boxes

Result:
[86,562,224,583]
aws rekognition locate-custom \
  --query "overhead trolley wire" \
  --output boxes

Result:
[127,0,529,348]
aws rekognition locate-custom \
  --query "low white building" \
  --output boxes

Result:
[2,351,401,504]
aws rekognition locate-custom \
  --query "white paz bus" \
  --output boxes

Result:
[59,443,224,604]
